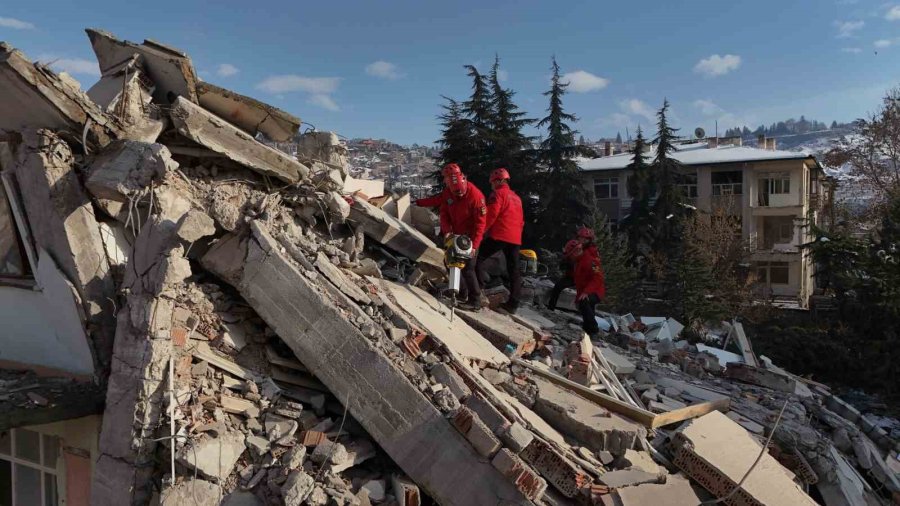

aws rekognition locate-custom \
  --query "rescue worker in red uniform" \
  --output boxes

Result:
[414,163,461,208]
[476,168,525,314]
[546,239,580,310]
[439,169,488,310]
[572,227,606,338]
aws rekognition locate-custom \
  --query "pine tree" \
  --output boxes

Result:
[615,132,623,144]
[487,56,538,234]
[650,99,686,251]
[533,57,595,250]
[433,97,475,186]
[622,127,655,262]
[461,65,494,190]
[666,238,726,325]
[592,216,642,311]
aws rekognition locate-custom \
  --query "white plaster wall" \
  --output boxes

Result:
[0,250,94,375]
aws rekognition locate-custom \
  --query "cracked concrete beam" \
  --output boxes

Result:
[169,96,309,183]
[87,58,166,143]
[197,81,301,142]
[0,43,122,148]
[201,222,533,506]
[85,28,199,104]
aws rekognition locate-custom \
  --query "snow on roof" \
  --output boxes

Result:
[578,144,820,172]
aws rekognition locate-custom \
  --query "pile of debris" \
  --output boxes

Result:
[0,27,897,506]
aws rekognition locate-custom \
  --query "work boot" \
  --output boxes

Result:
[478,294,490,308]
[498,300,519,315]
[458,299,482,311]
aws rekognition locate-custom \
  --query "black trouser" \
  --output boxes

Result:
[462,254,482,303]
[547,272,575,310]
[476,238,522,307]
[578,293,602,335]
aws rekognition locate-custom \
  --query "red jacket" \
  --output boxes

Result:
[574,244,606,299]
[439,182,487,249]
[415,188,449,208]
[484,184,524,245]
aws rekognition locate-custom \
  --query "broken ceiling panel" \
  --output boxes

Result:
[85,28,199,104]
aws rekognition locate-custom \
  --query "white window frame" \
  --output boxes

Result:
[0,172,38,285]
[593,177,619,200]
[677,183,698,199]
[0,428,59,506]
[762,172,791,195]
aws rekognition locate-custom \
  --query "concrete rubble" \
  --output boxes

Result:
[0,28,898,506]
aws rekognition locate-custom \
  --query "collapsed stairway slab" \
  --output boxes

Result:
[169,96,308,184]
[202,222,533,506]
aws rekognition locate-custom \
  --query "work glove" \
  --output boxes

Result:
[576,293,588,302]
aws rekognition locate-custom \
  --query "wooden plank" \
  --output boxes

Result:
[650,398,731,429]
[513,358,657,428]
[730,321,759,367]
[192,346,257,381]
[265,345,309,373]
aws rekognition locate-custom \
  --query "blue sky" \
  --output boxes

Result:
[2,0,899,145]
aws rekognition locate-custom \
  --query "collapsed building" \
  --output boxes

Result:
[0,28,898,506]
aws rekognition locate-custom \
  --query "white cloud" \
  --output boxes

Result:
[886,5,900,20]
[216,63,239,77]
[841,47,863,53]
[256,75,340,94]
[0,16,34,29]
[693,54,741,77]
[36,55,100,77]
[693,99,724,116]
[597,112,635,130]
[561,70,609,93]
[620,98,655,121]
[307,94,339,111]
[875,38,896,48]
[365,60,403,80]
[834,20,865,38]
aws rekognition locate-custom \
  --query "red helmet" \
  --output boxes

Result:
[490,168,510,183]
[442,163,462,183]
[449,173,468,197]
[576,227,595,241]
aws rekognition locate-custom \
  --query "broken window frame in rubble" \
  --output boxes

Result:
[0,428,60,506]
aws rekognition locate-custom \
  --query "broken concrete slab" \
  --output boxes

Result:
[457,308,537,357]
[314,251,371,305]
[0,43,122,148]
[169,96,308,183]
[597,469,660,489]
[282,470,315,506]
[531,376,645,456]
[87,57,165,142]
[594,346,635,376]
[429,363,471,400]
[349,196,445,273]
[379,280,509,364]
[202,222,532,506]
[725,362,798,393]
[177,431,247,481]
[85,28,199,104]
[85,140,177,203]
[296,131,348,174]
[160,478,222,506]
[13,129,117,370]
[196,81,301,142]
[514,307,556,330]
[611,473,703,506]
[671,411,817,505]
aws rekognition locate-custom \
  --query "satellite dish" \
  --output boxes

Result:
[694,127,706,139]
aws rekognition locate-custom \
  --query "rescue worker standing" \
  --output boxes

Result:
[546,239,580,310]
[477,168,525,314]
[439,168,488,310]
[414,163,460,208]
[573,227,606,338]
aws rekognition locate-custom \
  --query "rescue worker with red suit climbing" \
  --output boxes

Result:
[436,167,488,310]
[476,168,525,314]
[572,226,606,338]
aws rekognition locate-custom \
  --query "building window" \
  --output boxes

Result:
[761,173,791,195]
[810,174,818,195]
[593,177,619,200]
[0,429,59,505]
[712,171,743,196]
[0,178,32,279]
[757,262,790,285]
[676,172,698,199]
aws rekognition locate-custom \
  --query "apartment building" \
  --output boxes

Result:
[578,136,833,308]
